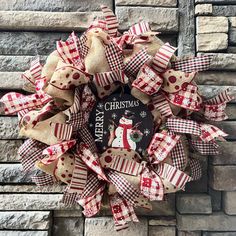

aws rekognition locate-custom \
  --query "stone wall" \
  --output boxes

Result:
[0,0,235,235]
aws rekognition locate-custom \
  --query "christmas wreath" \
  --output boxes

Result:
[0,5,234,231]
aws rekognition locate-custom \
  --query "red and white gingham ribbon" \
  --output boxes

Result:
[77,144,108,181]
[94,70,128,87]
[31,172,55,186]
[124,48,152,78]
[41,140,76,165]
[155,163,192,190]
[0,92,52,115]
[147,132,180,164]
[152,43,177,73]
[171,55,213,73]
[127,21,151,35]
[140,167,164,201]
[18,139,47,172]
[106,170,139,204]
[101,5,119,37]
[191,140,219,155]
[57,32,81,66]
[110,193,139,230]
[132,64,163,95]
[189,158,202,181]
[78,184,105,217]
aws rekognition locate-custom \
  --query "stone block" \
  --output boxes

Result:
[196,0,236,3]
[213,5,236,16]
[0,55,46,72]
[177,212,236,231]
[115,0,177,6]
[208,188,222,211]
[0,184,65,193]
[0,194,81,211]
[196,71,236,85]
[0,231,48,236]
[85,217,148,236]
[229,28,236,45]
[178,0,195,55]
[178,231,201,236]
[0,11,102,31]
[149,217,176,226]
[216,121,236,140]
[229,17,236,28]
[195,4,212,15]
[116,7,178,32]
[196,16,228,34]
[0,72,24,90]
[223,191,236,215]
[0,140,22,162]
[149,226,176,236]
[196,33,228,52]
[0,117,19,139]
[0,0,113,11]
[53,218,84,236]
[228,46,236,53]
[197,53,236,71]
[0,211,50,230]
[209,165,236,191]
[210,141,236,165]
[54,210,82,218]
[176,194,212,214]
[203,233,236,236]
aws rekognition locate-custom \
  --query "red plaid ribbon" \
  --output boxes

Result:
[189,158,202,180]
[94,70,128,87]
[152,43,177,73]
[62,190,78,205]
[56,32,81,66]
[81,173,102,198]
[149,92,173,118]
[166,118,201,136]
[101,5,119,37]
[132,64,163,95]
[0,92,52,115]
[166,83,201,111]
[191,140,219,155]
[110,193,139,229]
[77,144,108,181]
[147,132,180,164]
[140,168,164,201]
[68,155,88,194]
[127,21,151,35]
[105,40,124,71]
[78,33,89,60]
[171,55,213,73]
[41,140,76,165]
[124,48,152,78]
[31,172,55,186]
[106,170,139,204]
[18,139,47,172]
[170,137,187,171]
[199,124,227,142]
[78,184,105,217]
[156,163,192,190]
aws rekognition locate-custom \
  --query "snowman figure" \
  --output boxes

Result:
[112,110,139,150]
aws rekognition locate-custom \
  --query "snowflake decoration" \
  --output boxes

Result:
[103,130,108,135]
[112,97,117,102]
[143,128,150,136]
[138,148,143,153]
[97,103,104,109]
[140,111,147,118]
[89,123,93,128]
[103,146,107,150]
[111,113,117,119]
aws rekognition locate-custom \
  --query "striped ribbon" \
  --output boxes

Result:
[127,21,151,35]
[94,70,128,87]
[51,123,73,141]
[101,5,119,37]
[155,163,192,190]
[152,43,177,73]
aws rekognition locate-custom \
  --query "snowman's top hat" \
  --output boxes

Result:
[123,110,135,119]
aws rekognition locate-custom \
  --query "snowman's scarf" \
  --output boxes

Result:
[118,123,133,149]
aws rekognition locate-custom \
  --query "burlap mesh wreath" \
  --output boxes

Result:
[0,5,234,231]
